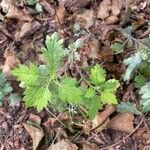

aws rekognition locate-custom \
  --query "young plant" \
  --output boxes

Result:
[0,71,13,105]
[84,64,120,119]
[12,32,120,119]
[12,33,83,112]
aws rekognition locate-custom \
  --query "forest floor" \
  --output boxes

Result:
[0,0,150,150]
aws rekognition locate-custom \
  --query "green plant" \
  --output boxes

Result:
[12,33,120,118]
[0,71,13,106]
[12,33,83,112]
[27,0,43,13]
[82,64,120,119]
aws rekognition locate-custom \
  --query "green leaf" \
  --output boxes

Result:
[117,102,142,115]
[90,64,106,85]
[101,79,120,93]
[42,32,63,77]
[100,89,118,105]
[134,74,146,88]
[84,87,95,98]
[123,51,142,83]
[0,72,13,104]
[9,93,21,107]
[111,43,123,54]
[86,96,102,119]
[139,82,150,112]
[58,77,83,104]
[27,0,37,5]
[35,3,43,12]
[12,64,40,87]
[24,86,52,112]
[3,82,13,94]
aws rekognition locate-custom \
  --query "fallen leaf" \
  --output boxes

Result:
[75,9,95,28]
[47,139,78,150]
[106,15,118,24]
[64,0,91,12]
[111,0,122,16]
[55,5,66,24]
[82,142,99,150]
[6,5,33,22]
[23,123,44,150]
[2,50,21,76]
[29,114,41,126]
[97,0,111,19]
[40,0,55,15]
[98,49,113,62]
[92,105,116,129]
[88,37,100,58]
[15,21,41,40]
[108,113,134,133]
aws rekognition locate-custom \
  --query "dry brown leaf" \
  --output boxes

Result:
[88,38,100,58]
[98,49,113,62]
[92,105,116,129]
[47,139,78,150]
[111,0,122,16]
[55,5,66,24]
[23,123,44,150]
[97,0,111,19]
[75,9,95,28]
[107,113,134,133]
[2,50,21,76]
[106,15,118,24]
[82,142,99,150]
[64,0,91,12]
[15,21,41,40]
[29,114,41,126]
[40,0,55,15]
[6,5,33,22]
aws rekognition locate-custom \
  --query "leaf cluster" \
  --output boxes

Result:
[12,33,83,112]
[12,33,120,119]
[84,64,120,119]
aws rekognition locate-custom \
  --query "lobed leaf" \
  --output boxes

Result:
[58,77,83,104]
[42,32,63,77]
[90,64,106,85]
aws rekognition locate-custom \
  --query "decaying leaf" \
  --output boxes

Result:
[40,0,55,15]
[75,9,95,28]
[92,105,116,129]
[88,38,100,58]
[2,50,21,76]
[23,123,44,150]
[29,114,41,126]
[55,5,66,24]
[47,139,78,150]
[97,0,111,19]
[111,0,122,16]
[6,5,33,22]
[14,21,41,40]
[82,142,99,150]
[106,15,118,24]
[108,113,134,133]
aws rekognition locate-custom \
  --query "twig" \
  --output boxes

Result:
[139,28,150,38]
[0,24,13,39]
[45,107,69,130]
[100,117,144,150]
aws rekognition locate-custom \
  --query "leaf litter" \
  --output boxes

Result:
[0,0,150,149]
